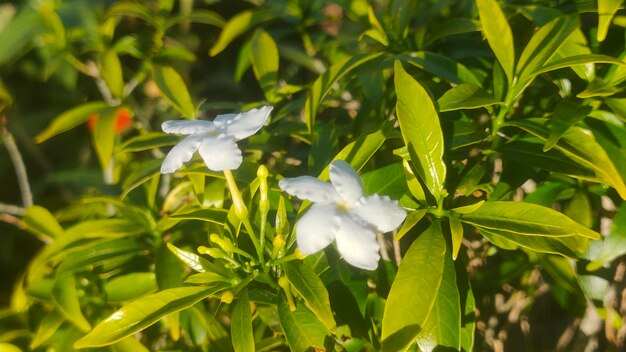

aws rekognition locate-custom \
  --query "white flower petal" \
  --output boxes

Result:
[329,160,364,205]
[352,194,407,232]
[278,176,340,203]
[335,215,380,270]
[295,203,340,255]
[160,134,206,173]
[162,120,216,135]
[214,106,273,140]
[197,136,243,171]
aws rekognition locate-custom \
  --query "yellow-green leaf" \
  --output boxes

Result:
[382,221,446,351]
[598,0,624,42]
[35,101,110,143]
[277,295,328,352]
[21,205,63,240]
[232,289,254,352]
[74,285,228,348]
[250,29,279,101]
[394,60,446,201]
[100,49,125,99]
[152,65,195,119]
[476,0,515,83]
[52,275,91,332]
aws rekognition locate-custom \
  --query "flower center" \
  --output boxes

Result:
[336,201,351,213]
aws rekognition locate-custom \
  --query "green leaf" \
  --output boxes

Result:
[105,272,158,303]
[382,221,446,351]
[277,295,328,352]
[364,6,389,46]
[598,0,624,42]
[395,209,427,241]
[107,2,155,24]
[166,242,213,273]
[35,101,110,143]
[394,60,446,201]
[528,54,624,78]
[506,118,626,199]
[0,7,45,66]
[100,49,125,99]
[30,311,65,349]
[449,217,464,260]
[232,289,254,352]
[416,252,461,351]
[400,52,480,85]
[209,9,273,56]
[152,65,195,119]
[476,0,515,83]
[576,78,621,98]
[57,237,143,275]
[304,53,382,133]
[111,336,150,352]
[250,29,279,101]
[92,107,118,170]
[553,29,594,80]
[588,203,626,270]
[167,208,229,224]
[544,101,592,151]
[283,261,336,332]
[362,162,409,201]
[437,83,501,112]
[74,285,228,348]
[52,275,91,332]
[477,227,583,256]
[459,201,600,240]
[516,15,578,81]
[166,9,225,28]
[22,205,64,240]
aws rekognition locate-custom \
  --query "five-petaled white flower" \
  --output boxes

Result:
[160,106,273,173]
[278,160,407,270]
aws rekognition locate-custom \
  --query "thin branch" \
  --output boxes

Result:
[0,202,25,216]
[1,124,33,207]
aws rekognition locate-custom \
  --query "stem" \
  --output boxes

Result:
[269,251,301,266]
[223,170,264,265]
[0,202,25,216]
[2,127,33,207]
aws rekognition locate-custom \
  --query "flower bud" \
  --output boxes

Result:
[210,233,234,253]
[220,291,234,304]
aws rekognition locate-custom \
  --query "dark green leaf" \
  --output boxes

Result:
[232,289,254,352]
[400,52,480,85]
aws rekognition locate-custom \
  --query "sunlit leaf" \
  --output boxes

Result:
[22,205,64,240]
[152,65,195,119]
[437,83,501,112]
[35,101,111,143]
[100,49,124,99]
[382,221,446,351]
[232,289,254,352]
[598,0,624,42]
[476,0,515,83]
[283,261,336,332]
[74,285,228,348]
[52,275,91,332]
[105,272,158,303]
[209,9,273,56]
[250,29,278,101]
[394,60,446,201]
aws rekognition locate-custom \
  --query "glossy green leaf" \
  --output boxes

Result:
[416,252,461,351]
[401,52,480,85]
[478,227,583,257]
[232,289,254,352]
[459,201,600,240]
[382,221,446,351]
[528,54,624,79]
[544,101,592,151]
[74,285,228,348]
[105,273,158,303]
[449,217,464,260]
[598,0,624,41]
[395,209,427,241]
[166,242,212,273]
[277,295,328,352]
[93,107,117,170]
[152,65,195,119]
[57,237,142,275]
[506,118,626,199]
[52,275,91,332]
[437,83,501,112]
[22,205,63,240]
[476,0,515,83]
[576,78,621,98]
[402,159,426,204]
[516,16,578,81]
[283,261,336,332]
[250,29,278,101]
[394,60,446,201]
[318,128,387,180]
[564,191,592,228]
[30,311,64,349]
[364,6,389,46]
[167,208,229,224]
[304,53,382,133]
[100,49,124,99]
[111,336,150,352]
[35,101,110,143]
[553,28,594,80]
[588,203,626,270]
[120,132,178,152]
[209,9,273,56]
[362,162,408,201]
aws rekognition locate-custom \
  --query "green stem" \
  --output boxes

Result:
[223,170,264,266]
[269,252,301,266]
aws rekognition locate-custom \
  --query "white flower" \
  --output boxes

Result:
[278,160,407,270]
[160,106,273,173]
